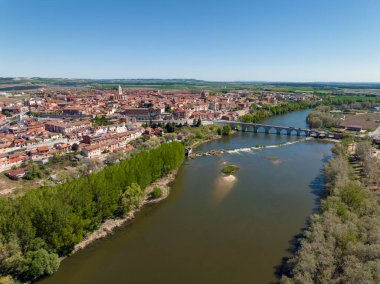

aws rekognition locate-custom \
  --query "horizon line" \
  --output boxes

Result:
[1,76,380,85]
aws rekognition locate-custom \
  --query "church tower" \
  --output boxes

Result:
[118,84,123,95]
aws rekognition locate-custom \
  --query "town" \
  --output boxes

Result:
[0,85,322,188]
[1,83,379,196]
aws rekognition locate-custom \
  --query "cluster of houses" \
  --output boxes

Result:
[19,87,316,122]
[0,87,317,180]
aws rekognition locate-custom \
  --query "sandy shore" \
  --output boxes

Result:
[222,175,236,182]
[73,170,178,253]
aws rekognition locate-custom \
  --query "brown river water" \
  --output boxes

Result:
[39,110,333,284]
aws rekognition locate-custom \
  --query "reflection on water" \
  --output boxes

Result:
[212,174,237,205]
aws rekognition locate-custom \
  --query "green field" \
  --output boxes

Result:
[1,77,380,95]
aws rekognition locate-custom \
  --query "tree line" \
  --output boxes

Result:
[239,101,319,123]
[0,142,185,282]
[281,140,380,283]
[322,96,380,110]
[354,140,380,189]
[306,105,340,129]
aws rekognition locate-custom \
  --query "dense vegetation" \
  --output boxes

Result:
[240,96,379,126]
[151,187,163,199]
[322,96,380,110]
[307,106,340,129]
[239,101,319,123]
[0,142,185,282]
[91,116,111,127]
[354,141,380,189]
[281,140,380,283]
[222,165,239,175]
[146,121,222,147]
[217,125,232,136]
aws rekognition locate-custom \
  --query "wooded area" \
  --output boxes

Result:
[0,142,185,282]
[239,101,319,123]
[281,140,380,283]
[307,106,340,129]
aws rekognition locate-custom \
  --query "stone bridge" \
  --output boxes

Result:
[214,120,343,139]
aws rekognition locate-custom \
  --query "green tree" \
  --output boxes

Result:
[0,142,185,282]
[196,118,202,127]
[222,125,231,136]
[71,143,79,152]
[118,183,144,216]
[151,187,162,199]
[165,122,175,133]
[21,249,60,280]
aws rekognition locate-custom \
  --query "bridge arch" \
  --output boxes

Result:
[256,126,266,133]
[276,128,288,135]
[215,121,314,138]
[246,125,254,132]
[266,126,279,134]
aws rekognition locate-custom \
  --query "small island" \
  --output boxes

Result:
[222,165,240,175]
[265,156,280,162]
[265,156,282,165]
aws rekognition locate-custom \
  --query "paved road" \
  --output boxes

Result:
[0,138,80,154]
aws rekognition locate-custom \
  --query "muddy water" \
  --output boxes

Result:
[40,110,332,284]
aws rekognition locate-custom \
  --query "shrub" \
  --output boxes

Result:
[222,125,231,136]
[151,187,162,199]
[222,165,239,175]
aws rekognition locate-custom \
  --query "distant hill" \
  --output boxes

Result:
[1,77,380,94]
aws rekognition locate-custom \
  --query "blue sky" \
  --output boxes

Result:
[1,0,380,82]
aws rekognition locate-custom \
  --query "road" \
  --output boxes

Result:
[0,138,80,154]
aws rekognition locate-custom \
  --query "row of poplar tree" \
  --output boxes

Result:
[0,142,185,282]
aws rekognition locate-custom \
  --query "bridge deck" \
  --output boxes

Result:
[214,120,340,138]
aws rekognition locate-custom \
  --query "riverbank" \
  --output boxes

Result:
[239,101,320,123]
[189,135,220,148]
[72,131,224,253]
[37,109,335,284]
[71,130,225,253]
[280,139,380,283]
[0,142,186,283]
[73,170,178,253]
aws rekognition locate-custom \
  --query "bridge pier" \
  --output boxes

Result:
[215,121,318,138]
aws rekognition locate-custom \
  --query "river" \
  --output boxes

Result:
[39,109,333,284]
